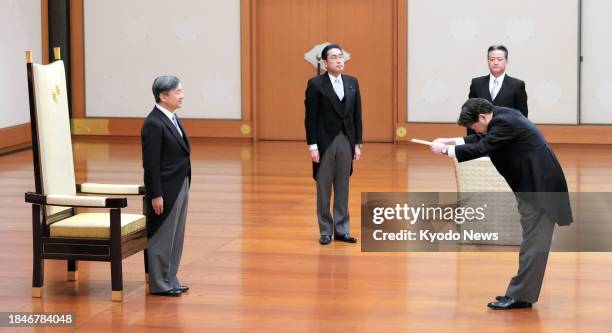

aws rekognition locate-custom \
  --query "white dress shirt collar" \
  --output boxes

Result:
[328,72,343,84]
[156,104,183,137]
[156,103,176,122]
[489,73,506,86]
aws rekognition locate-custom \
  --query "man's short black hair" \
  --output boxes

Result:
[321,44,343,60]
[457,98,495,127]
[152,75,180,103]
[487,45,508,60]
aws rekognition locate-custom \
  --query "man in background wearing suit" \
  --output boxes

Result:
[141,76,191,297]
[467,45,528,134]
[304,44,363,245]
[431,98,572,309]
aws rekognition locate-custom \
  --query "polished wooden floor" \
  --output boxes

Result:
[1,138,611,332]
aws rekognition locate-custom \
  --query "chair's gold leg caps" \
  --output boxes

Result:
[67,271,78,281]
[112,291,123,302]
[32,287,42,298]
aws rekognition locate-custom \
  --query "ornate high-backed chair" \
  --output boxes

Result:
[453,157,522,246]
[24,48,148,301]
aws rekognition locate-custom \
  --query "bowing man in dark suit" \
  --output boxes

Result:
[467,45,528,135]
[304,44,363,245]
[141,75,191,297]
[431,98,572,310]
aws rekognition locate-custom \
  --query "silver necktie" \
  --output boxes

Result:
[334,78,344,100]
[172,114,183,137]
[491,79,499,100]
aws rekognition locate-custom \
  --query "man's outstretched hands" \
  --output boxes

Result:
[431,142,448,155]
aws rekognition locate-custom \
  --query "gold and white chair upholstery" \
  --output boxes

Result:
[24,48,148,301]
[453,157,522,246]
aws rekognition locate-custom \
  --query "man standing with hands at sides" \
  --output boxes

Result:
[467,45,528,134]
[430,98,572,309]
[304,44,363,245]
[142,75,191,297]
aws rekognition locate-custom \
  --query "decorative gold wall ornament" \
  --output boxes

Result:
[240,124,251,135]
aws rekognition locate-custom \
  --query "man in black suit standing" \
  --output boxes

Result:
[431,98,572,309]
[141,76,191,297]
[467,45,528,134]
[304,44,363,245]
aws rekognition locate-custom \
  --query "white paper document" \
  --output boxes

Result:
[410,139,433,146]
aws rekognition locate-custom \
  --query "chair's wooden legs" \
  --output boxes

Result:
[112,290,123,302]
[110,209,123,302]
[32,257,44,298]
[32,261,44,298]
[144,248,149,276]
[110,257,123,302]
[32,205,44,298]
[67,260,78,281]
[32,287,42,298]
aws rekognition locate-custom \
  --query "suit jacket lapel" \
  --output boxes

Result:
[493,75,511,102]
[155,107,189,153]
[175,117,190,152]
[322,77,344,118]
[481,77,493,102]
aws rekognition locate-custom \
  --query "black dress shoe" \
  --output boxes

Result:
[496,295,510,301]
[151,289,182,297]
[319,235,332,245]
[334,234,357,243]
[175,285,189,293]
[487,297,532,310]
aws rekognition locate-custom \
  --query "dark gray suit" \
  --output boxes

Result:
[304,74,363,236]
[455,107,572,302]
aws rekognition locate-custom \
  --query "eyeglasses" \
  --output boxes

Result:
[326,54,344,61]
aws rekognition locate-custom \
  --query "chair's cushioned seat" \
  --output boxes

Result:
[50,213,146,239]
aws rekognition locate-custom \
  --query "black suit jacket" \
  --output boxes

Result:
[469,74,528,117]
[455,107,572,226]
[141,106,191,237]
[304,74,363,179]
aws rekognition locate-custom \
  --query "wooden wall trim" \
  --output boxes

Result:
[392,0,400,142]
[41,0,49,64]
[69,0,85,118]
[538,125,612,144]
[248,0,258,140]
[397,0,407,129]
[71,118,253,138]
[395,122,612,145]
[241,0,253,124]
[0,123,32,154]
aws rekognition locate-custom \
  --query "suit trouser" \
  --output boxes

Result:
[505,198,555,303]
[316,133,352,236]
[148,178,189,293]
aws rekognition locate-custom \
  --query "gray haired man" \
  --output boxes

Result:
[141,75,191,296]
